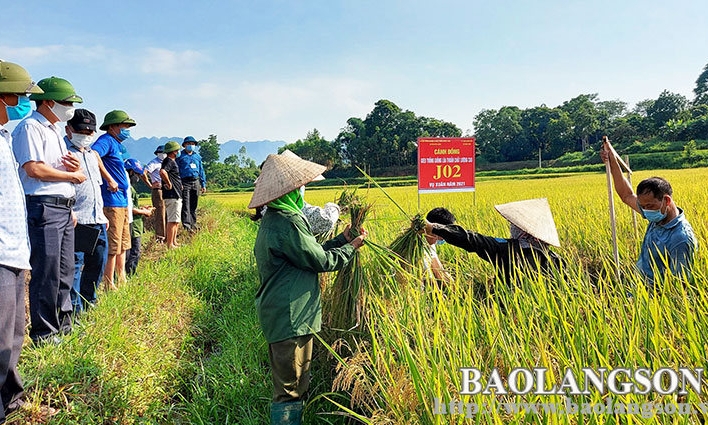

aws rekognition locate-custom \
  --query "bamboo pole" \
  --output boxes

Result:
[605,158,621,282]
[603,136,633,282]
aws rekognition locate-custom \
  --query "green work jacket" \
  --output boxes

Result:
[254,208,355,343]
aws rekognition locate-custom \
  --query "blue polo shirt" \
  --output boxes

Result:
[92,133,130,207]
[176,150,206,187]
[637,208,697,286]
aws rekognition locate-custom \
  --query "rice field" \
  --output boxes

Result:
[211,168,708,424]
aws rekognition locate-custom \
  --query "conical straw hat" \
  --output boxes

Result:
[248,153,327,208]
[494,198,560,247]
[280,150,325,181]
[253,150,326,184]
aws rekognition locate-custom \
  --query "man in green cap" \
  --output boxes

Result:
[12,75,86,346]
[92,110,137,290]
[0,60,43,422]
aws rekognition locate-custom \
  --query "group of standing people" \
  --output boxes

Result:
[0,60,207,424]
[144,137,207,249]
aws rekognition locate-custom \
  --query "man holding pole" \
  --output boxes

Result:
[601,137,697,289]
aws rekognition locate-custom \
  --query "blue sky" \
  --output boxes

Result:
[2,0,706,144]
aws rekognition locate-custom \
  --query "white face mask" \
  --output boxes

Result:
[157,153,167,160]
[70,133,94,149]
[50,102,75,122]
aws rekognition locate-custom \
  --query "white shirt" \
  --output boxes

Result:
[145,156,162,185]
[0,124,32,270]
[11,110,76,198]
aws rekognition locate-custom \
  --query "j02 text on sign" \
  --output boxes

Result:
[418,137,476,193]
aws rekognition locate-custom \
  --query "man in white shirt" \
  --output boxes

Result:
[0,60,43,421]
[11,76,85,344]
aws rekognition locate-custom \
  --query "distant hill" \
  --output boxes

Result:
[122,137,287,166]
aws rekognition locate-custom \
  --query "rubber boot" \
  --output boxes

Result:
[270,400,303,425]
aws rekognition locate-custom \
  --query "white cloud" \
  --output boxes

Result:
[127,75,376,142]
[137,48,206,75]
[0,44,110,65]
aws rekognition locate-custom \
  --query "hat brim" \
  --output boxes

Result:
[99,119,136,131]
[71,123,96,132]
[494,198,560,247]
[248,154,327,209]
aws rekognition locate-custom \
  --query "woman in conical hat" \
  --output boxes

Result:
[251,150,340,239]
[423,198,562,286]
[250,153,367,423]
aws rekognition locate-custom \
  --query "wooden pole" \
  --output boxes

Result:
[625,155,639,243]
[606,160,621,282]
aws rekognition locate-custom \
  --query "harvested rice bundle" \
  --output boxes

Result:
[388,214,432,282]
[326,195,372,331]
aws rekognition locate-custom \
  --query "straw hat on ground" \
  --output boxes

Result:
[248,154,327,208]
[494,198,560,247]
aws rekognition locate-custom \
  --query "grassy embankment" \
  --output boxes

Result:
[10,200,272,424]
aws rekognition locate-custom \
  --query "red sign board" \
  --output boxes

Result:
[417,137,476,193]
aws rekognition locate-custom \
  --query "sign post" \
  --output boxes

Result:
[417,137,476,210]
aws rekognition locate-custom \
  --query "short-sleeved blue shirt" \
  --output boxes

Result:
[92,133,129,207]
[176,150,206,187]
[637,208,697,286]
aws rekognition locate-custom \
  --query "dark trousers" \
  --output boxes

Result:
[125,236,141,276]
[26,201,74,342]
[268,334,313,402]
[0,266,26,422]
[72,223,108,312]
[151,189,165,240]
[181,179,200,230]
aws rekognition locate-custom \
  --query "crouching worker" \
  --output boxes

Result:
[424,198,562,286]
[422,207,455,285]
[249,153,367,425]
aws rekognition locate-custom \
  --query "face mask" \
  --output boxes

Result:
[130,174,140,184]
[49,101,75,122]
[435,239,446,246]
[116,128,131,141]
[641,199,667,223]
[70,133,94,149]
[3,95,31,121]
[157,153,167,160]
[185,145,194,152]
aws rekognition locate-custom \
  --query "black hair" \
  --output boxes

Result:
[426,207,456,225]
[250,205,266,222]
[636,177,672,200]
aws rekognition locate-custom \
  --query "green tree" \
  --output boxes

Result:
[693,62,708,105]
[521,106,571,167]
[473,107,525,162]
[281,129,339,168]
[647,90,689,130]
[199,134,220,168]
[560,94,601,151]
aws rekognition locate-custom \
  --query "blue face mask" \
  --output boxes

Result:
[185,144,194,152]
[4,95,31,121]
[641,199,667,223]
[117,128,131,141]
